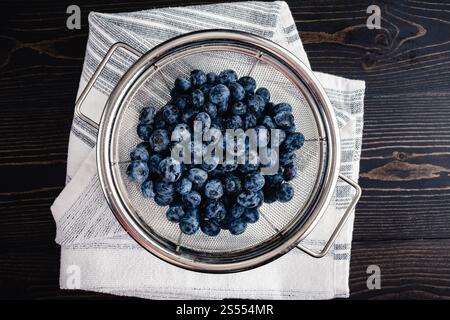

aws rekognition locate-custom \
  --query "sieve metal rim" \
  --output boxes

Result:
[96,30,341,272]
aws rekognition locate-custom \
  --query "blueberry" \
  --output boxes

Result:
[137,123,153,140]
[139,106,157,125]
[148,154,163,174]
[226,115,243,130]
[127,161,149,183]
[236,190,263,208]
[166,205,185,223]
[266,102,276,116]
[185,207,200,219]
[179,215,200,235]
[228,81,246,101]
[244,172,265,192]
[203,102,218,119]
[283,163,297,181]
[261,116,276,129]
[201,155,219,172]
[188,168,208,187]
[174,77,192,92]
[155,180,175,196]
[176,177,192,195]
[149,129,170,152]
[190,89,205,109]
[216,101,228,114]
[153,111,167,129]
[161,104,179,124]
[238,76,256,93]
[175,95,190,111]
[274,103,293,114]
[204,179,224,199]
[200,220,221,236]
[243,208,259,223]
[274,111,294,129]
[206,72,218,84]
[194,112,211,131]
[263,186,277,203]
[209,84,230,105]
[182,191,202,208]
[171,123,191,143]
[154,193,173,206]
[231,101,247,115]
[222,159,238,172]
[141,179,155,198]
[230,204,245,219]
[181,108,198,124]
[279,151,296,166]
[130,146,149,162]
[265,169,284,186]
[256,87,270,104]
[218,69,238,85]
[282,132,305,152]
[204,200,227,220]
[224,175,242,194]
[243,113,257,129]
[158,157,181,182]
[247,94,265,114]
[190,69,207,87]
[276,183,294,202]
[136,141,151,150]
[200,83,213,95]
[229,218,247,235]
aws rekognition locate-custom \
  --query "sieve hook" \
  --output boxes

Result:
[74,42,143,129]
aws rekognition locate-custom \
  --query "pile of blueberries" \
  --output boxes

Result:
[127,69,305,236]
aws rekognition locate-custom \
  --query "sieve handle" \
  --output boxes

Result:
[74,42,143,129]
[296,174,362,258]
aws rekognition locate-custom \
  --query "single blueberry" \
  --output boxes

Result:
[158,157,181,182]
[161,104,179,124]
[203,102,218,119]
[243,113,257,129]
[200,220,221,236]
[191,89,205,109]
[176,177,192,195]
[238,76,256,93]
[188,168,208,187]
[244,172,265,192]
[282,132,305,151]
[127,161,149,183]
[255,87,270,104]
[206,72,218,84]
[224,175,242,194]
[155,180,175,196]
[200,83,213,96]
[230,204,245,219]
[137,123,153,141]
[190,69,207,87]
[175,95,190,111]
[229,218,247,235]
[216,101,228,114]
[185,207,200,219]
[263,186,277,203]
[194,112,211,131]
[141,179,155,199]
[179,215,200,235]
[201,155,219,172]
[247,94,265,114]
[226,115,243,130]
[204,200,227,221]
[283,163,297,181]
[166,205,185,223]
[273,103,293,114]
[153,111,167,129]
[130,146,149,162]
[265,169,284,186]
[218,69,238,85]
[228,81,246,101]
[139,106,157,125]
[231,101,247,115]
[279,151,296,166]
[171,123,191,143]
[148,154,163,174]
[274,111,294,129]
[149,129,170,152]
[243,208,259,223]
[204,179,224,199]
[276,183,294,202]
[174,77,192,93]
[181,108,198,124]
[236,190,263,208]
[154,193,173,206]
[182,191,202,208]
[260,116,276,130]
[209,84,230,105]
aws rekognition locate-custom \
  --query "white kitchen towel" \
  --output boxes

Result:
[51,1,365,299]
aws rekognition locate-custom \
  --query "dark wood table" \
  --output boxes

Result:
[1,0,450,299]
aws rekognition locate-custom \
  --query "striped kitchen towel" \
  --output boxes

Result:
[51,1,365,299]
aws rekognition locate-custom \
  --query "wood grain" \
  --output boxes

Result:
[1,0,450,299]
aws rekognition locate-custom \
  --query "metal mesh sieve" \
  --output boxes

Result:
[76,30,360,273]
